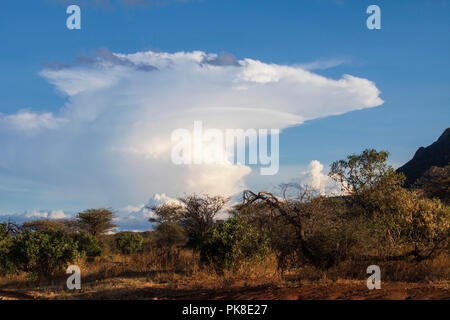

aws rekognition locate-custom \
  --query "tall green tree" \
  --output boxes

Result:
[329,149,406,215]
[329,149,405,196]
[77,208,117,237]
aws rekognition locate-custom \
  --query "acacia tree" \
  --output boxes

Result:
[180,194,230,244]
[77,208,117,237]
[149,202,186,224]
[148,194,230,249]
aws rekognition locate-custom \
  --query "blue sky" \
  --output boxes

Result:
[0,0,449,228]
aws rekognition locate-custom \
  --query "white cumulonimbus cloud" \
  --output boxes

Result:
[0,49,383,223]
[298,160,341,195]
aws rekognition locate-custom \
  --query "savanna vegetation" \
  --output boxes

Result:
[0,149,448,299]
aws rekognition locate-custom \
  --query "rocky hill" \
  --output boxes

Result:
[397,128,450,186]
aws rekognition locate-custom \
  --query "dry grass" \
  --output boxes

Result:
[0,248,448,300]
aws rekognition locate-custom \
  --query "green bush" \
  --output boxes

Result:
[0,223,14,275]
[200,217,270,272]
[0,239,14,276]
[72,232,102,261]
[114,232,144,254]
[9,229,79,280]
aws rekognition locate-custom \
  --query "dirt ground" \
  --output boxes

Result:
[1,280,448,300]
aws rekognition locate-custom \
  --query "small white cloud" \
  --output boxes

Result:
[48,209,69,219]
[25,211,48,219]
[0,110,67,133]
[119,204,146,213]
[299,57,349,70]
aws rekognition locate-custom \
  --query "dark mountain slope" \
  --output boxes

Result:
[397,128,450,186]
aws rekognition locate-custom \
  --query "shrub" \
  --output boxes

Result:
[0,223,14,275]
[329,149,450,260]
[0,239,13,276]
[153,222,187,249]
[72,232,102,261]
[200,217,270,272]
[304,220,361,269]
[9,229,79,280]
[371,188,450,248]
[114,232,144,254]
[238,189,356,271]
[149,194,230,250]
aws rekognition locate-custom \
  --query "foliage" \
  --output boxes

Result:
[329,149,405,198]
[22,219,67,233]
[303,213,365,268]
[0,221,21,236]
[239,189,358,270]
[371,187,450,247]
[153,222,187,249]
[200,216,270,272]
[72,232,102,261]
[0,223,15,275]
[149,202,186,224]
[330,149,449,259]
[0,222,9,239]
[22,219,80,234]
[149,194,230,250]
[9,229,79,280]
[114,232,144,254]
[77,208,117,236]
